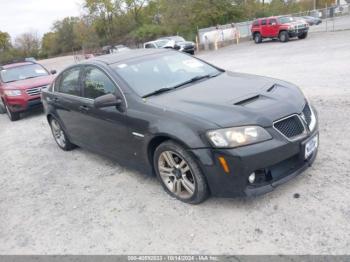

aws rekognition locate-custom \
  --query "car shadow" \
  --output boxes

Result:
[20,107,44,120]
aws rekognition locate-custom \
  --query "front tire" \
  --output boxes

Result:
[154,140,209,204]
[5,103,20,121]
[49,117,76,151]
[298,32,308,39]
[279,31,289,42]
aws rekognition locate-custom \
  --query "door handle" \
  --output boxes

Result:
[79,105,90,113]
[47,97,59,103]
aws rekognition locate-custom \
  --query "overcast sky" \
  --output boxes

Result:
[0,0,84,40]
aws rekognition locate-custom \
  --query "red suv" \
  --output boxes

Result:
[251,16,309,44]
[0,61,56,121]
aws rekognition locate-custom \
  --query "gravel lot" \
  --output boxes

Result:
[1,30,350,255]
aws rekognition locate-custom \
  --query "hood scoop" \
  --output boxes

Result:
[234,94,277,110]
[234,95,260,106]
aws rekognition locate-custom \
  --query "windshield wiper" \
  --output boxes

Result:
[142,72,221,98]
[23,76,38,80]
[169,73,220,90]
[142,87,175,98]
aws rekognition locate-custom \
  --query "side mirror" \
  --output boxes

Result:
[94,93,123,109]
[271,22,276,26]
[50,69,57,75]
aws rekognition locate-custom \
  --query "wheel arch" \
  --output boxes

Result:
[147,134,192,169]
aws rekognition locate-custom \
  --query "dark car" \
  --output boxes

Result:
[0,60,56,121]
[144,36,195,55]
[42,49,319,204]
[301,16,322,26]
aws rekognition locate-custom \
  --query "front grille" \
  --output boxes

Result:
[274,115,305,139]
[302,103,312,126]
[26,86,43,96]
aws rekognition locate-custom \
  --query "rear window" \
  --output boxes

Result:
[253,20,259,26]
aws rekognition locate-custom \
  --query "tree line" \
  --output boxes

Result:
[0,0,334,63]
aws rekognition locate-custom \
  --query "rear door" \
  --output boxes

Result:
[52,65,86,145]
[260,19,268,37]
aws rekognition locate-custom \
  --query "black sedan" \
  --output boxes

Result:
[42,49,319,204]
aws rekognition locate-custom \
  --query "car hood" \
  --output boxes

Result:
[2,75,55,90]
[148,71,306,128]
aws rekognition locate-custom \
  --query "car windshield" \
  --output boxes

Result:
[278,16,295,24]
[112,52,221,97]
[0,64,49,83]
[154,40,169,48]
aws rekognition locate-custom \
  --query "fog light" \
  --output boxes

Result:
[248,172,256,184]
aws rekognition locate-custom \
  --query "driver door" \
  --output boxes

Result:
[76,65,132,160]
[267,18,279,37]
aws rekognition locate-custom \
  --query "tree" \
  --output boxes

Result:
[0,31,11,52]
[42,32,59,56]
[14,32,40,57]
[52,17,81,53]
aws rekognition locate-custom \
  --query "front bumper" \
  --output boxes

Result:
[5,95,42,112]
[288,28,308,37]
[191,126,319,198]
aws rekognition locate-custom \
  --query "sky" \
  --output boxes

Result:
[0,0,84,39]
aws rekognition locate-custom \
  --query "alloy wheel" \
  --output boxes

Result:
[51,119,66,148]
[158,151,196,199]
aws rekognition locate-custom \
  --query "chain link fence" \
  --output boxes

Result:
[197,3,350,50]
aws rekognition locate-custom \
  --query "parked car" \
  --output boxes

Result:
[251,16,309,43]
[42,49,319,204]
[0,60,56,121]
[102,44,131,55]
[300,16,322,26]
[144,36,195,55]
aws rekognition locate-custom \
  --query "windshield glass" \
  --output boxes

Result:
[112,52,221,97]
[278,16,295,24]
[155,40,169,48]
[0,64,49,83]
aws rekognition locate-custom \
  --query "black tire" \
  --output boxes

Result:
[4,102,20,121]
[279,31,289,43]
[49,117,76,151]
[254,33,262,44]
[298,32,308,39]
[153,140,209,204]
[0,99,6,114]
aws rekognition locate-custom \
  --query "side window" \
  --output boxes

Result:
[58,67,81,96]
[269,19,277,25]
[145,43,155,49]
[261,19,267,25]
[83,66,116,99]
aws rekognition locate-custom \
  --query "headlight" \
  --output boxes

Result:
[4,90,22,97]
[288,25,295,30]
[207,126,272,148]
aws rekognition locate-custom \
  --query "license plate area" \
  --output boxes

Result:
[304,134,318,159]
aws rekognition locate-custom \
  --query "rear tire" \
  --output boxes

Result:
[4,103,20,121]
[153,140,209,204]
[279,31,289,42]
[49,117,76,151]
[298,32,308,39]
[254,33,262,44]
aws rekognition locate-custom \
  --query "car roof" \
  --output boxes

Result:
[1,62,34,69]
[84,48,170,65]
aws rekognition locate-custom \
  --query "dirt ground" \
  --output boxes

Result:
[1,30,350,255]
